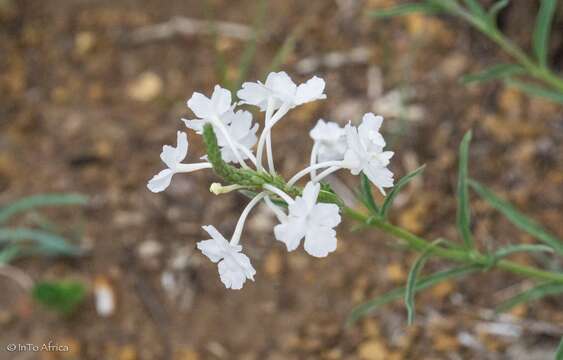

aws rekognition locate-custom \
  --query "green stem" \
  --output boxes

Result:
[343,207,563,284]
[432,0,563,93]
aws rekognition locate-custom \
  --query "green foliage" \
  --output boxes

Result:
[368,3,444,18]
[504,79,563,104]
[496,281,563,313]
[556,337,563,360]
[380,165,425,219]
[469,180,563,255]
[456,131,474,249]
[347,265,480,325]
[0,194,87,224]
[487,0,510,23]
[405,240,442,325]
[533,0,557,68]
[463,0,486,17]
[461,63,525,85]
[0,244,20,264]
[359,174,379,214]
[32,281,86,315]
[0,228,82,257]
[493,244,554,260]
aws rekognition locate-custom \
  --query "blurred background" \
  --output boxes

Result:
[0,0,562,359]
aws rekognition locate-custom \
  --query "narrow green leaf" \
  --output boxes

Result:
[268,26,302,72]
[347,265,479,325]
[469,179,563,254]
[532,0,557,68]
[0,245,20,264]
[461,63,525,84]
[496,282,563,313]
[405,240,442,325]
[457,131,474,249]
[504,79,563,104]
[488,0,510,22]
[0,228,82,256]
[0,194,88,224]
[380,165,426,219]
[360,174,379,214]
[555,337,563,360]
[368,3,443,19]
[32,281,86,315]
[494,244,554,259]
[463,0,487,17]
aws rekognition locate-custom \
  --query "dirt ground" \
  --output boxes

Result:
[1,0,562,359]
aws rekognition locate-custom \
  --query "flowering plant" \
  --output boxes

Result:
[148,72,563,331]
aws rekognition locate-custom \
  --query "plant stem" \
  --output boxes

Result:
[343,207,563,284]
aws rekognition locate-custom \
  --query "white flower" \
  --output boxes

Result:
[273,182,341,257]
[309,119,347,161]
[147,131,211,193]
[186,85,233,124]
[342,114,394,195]
[237,71,326,111]
[216,110,258,163]
[197,225,256,290]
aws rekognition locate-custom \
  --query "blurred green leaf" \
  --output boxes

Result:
[457,131,474,249]
[461,63,525,84]
[504,79,563,104]
[405,240,442,325]
[32,281,86,315]
[487,0,510,23]
[556,337,563,360]
[380,165,426,219]
[0,194,87,224]
[269,25,303,72]
[368,3,443,19]
[360,173,379,214]
[463,0,487,18]
[532,0,556,68]
[347,265,479,325]
[469,179,563,254]
[0,228,82,257]
[0,245,20,264]
[496,281,563,313]
[494,244,554,259]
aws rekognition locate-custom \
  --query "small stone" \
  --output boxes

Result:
[127,72,163,102]
[137,239,163,259]
[358,340,388,360]
[75,32,96,55]
[263,250,283,277]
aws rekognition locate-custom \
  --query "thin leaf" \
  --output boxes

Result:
[488,0,510,23]
[556,337,563,360]
[504,79,563,104]
[496,282,563,313]
[405,240,442,325]
[463,0,487,18]
[494,244,554,259]
[532,0,557,68]
[368,3,443,19]
[32,281,86,315]
[0,245,20,264]
[268,26,302,72]
[360,173,379,214]
[0,228,82,256]
[457,131,474,249]
[347,265,479,325]
[469,179,563,254]
[380,165,426,219]
[461,63,525,84]
[0,193,88,224]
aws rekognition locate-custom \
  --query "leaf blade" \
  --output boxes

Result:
[457,131,474,249]
[0,193,88,224]
[496,282,563,313]
[0,228,82,257]
[360,173,379,214]
[532,0,557,68]
[461,63,525,84]
[504,79,563,104]
[493,244,554,259]
[347,265,479,325]
[380,165,426,219]
[469,179,563,254]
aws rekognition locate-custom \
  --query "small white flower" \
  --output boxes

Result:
[197,225,256,290]
[342,114,394,195]
[237,71,326,111]
[147,131,211,193]
[309,119,347,161]
[186,85,233,124]
[273,182,341,257]
[216,110,258,163]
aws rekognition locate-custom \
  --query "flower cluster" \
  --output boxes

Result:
[148,72,394,289]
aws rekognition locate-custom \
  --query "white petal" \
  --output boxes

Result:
[265,71,297,100]
[159,131,189,168]
[359,113,386,147]
[295,76,326,105]
[182,118,207,134]
[301,181,321,211]
[147,169,174,193]
[217,254,255,290]
[363,165,394,195]
[274,220,305,251]
[343,149,362,175]
[304,227,337,258]
[196,239,224,263]
[211,85,232,115]
[237,82,270,110]
[309,203,341,228]
[187,92,215,119]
